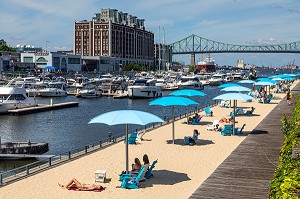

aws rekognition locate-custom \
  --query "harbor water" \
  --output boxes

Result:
[0,69,295,172]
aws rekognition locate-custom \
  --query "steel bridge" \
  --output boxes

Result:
[169,34,300,65]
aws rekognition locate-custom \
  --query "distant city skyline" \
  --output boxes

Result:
[0,0,299,67]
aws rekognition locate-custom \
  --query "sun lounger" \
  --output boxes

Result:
[145,159,158,179]
[234,124,246,135]
[205,107,213,116]
[220,124,233,136]
[121,167,145,189]
[124,132,138,144]
[207,120,220,131]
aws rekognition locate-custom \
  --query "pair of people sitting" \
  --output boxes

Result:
[187,113,201,124]
[130,154,150,174]
[184,129,199,146]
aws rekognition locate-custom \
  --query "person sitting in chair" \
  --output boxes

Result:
[184,129,199,146]
[188,113,201,124]
[58,178,103,191]
[130,158,142,174]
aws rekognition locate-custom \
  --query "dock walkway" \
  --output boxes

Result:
[189,83,299,198]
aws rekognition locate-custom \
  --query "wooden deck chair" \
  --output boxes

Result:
[124,132,138,144]
[220,124,233,136]
[145,159,158,179]
[205,107,212,116]
[121,167,145,189]
[234,124,246,135]
[207,120,220,131]
[245,107,255,116]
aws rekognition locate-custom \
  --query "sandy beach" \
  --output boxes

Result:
[0,82,296,199]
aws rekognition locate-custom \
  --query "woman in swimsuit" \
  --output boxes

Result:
[58,178,103,191]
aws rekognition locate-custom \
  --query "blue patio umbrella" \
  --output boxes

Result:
[284,77,296,81]
[238,80,256,84]
[213,93,254,135]
[218,83,240,88]
[169,89,206,97]
[149,96,198,144]
[254,81,275,86]
[43,66,56,70]
[89,110,164,173]
[221,86,251,92]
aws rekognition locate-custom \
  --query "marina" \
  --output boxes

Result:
[0,76,297,198]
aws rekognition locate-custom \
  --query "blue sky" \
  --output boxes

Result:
[0,0,299,67]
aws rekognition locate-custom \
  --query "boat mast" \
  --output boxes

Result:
[158,26,161,72]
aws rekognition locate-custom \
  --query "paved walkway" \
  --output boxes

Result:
[189,83,299,199]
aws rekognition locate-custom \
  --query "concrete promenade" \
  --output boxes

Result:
[189,82,299,198]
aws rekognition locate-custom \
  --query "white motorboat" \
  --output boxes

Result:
[177,76,204,90]
[128,79,162,98]
[38,82,67,97]
[208,74,226,86]
[77,86,102,98]
[195,73,211,85]
[0,80,38,113]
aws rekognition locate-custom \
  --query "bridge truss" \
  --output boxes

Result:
[170,34,300,54]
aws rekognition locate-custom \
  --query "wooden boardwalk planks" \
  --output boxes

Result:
[189,83,299,199]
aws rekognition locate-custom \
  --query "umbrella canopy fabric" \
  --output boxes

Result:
[218,83,240,88]
[254,81,275,86]
[43,66,56,70]
[221,86,251,92]
[238,80,256,84]
[149,96,198,144]
[284,77,296,81]
[149,96,198,107]
[169,89,206,97]
[89,110,164,126]
[213,93,254,101]
[89,110,164,173]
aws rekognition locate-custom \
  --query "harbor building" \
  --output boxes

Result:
[20,52,82,72]
[74,8,154,72]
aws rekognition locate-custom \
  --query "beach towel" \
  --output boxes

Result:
[67,187,105,192]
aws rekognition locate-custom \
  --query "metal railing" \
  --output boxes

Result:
[0,102,218,186]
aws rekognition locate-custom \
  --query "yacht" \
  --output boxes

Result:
[0,79,38,113]
[128,79,162,98]
[38,82,67,97]
[208,74,226,86]
[195,73,211,85]
[77,85,102,98]
[177,76,204,90]
[224,73,234,82]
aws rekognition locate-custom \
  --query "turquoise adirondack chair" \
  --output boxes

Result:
[205,107,212,116]
[121,167,145,189]
[245,107,255,116]
[145,159,158,179]
[124,132,138,144]
[220,124,233,136]
[234,124,246,135]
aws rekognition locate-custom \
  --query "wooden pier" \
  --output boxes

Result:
[7,102,79,115]
[189,83,299,199]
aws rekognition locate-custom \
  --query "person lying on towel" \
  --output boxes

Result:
[59,178,103,191]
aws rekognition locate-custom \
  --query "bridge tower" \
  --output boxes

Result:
[190,53,196,66]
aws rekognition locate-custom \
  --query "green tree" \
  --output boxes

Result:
[0,44,16,52]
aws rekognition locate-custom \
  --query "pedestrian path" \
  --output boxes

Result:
[189,82,299,199]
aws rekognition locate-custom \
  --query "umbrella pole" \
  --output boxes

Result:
[233,100,236,135]
[172,106,175,144]
[125,124,129,174]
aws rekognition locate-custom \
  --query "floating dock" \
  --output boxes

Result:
[0,142,49,159]
[7,102,79,115]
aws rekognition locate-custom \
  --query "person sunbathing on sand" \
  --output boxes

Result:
[219,116,236,124]
[58,178,103,191]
